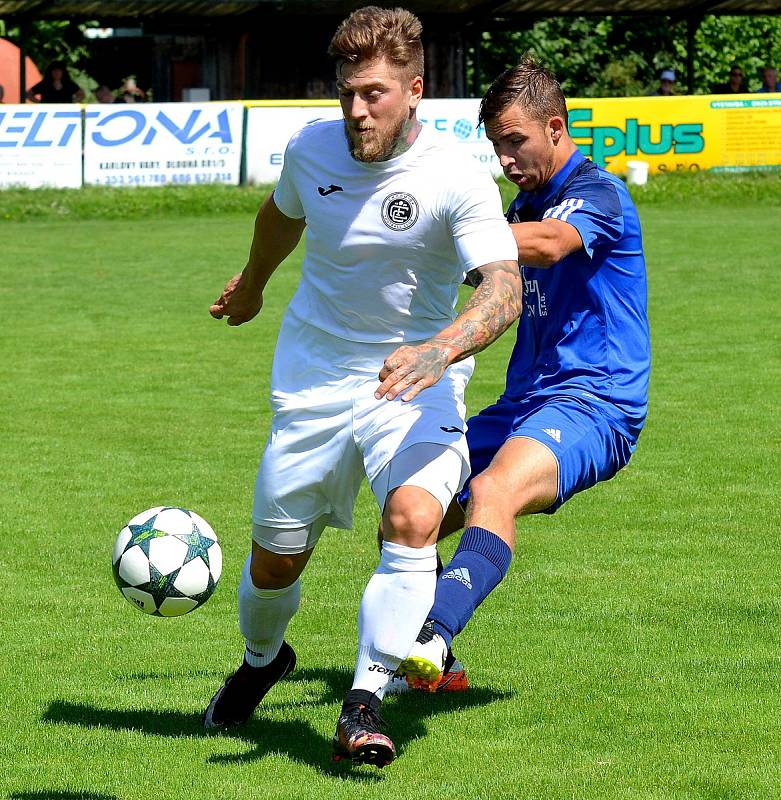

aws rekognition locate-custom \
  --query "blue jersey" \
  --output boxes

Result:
[503,150,650,441]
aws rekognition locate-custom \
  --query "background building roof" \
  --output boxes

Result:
[0,0,779,16]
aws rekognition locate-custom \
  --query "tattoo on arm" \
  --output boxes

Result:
[433,261,523,362]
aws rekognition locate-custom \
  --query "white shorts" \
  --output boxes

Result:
[252,313,473,542]
[254,442,466,554]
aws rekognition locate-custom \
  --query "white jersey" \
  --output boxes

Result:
[273,119,517,343]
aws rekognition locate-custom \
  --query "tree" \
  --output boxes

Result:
[468,14,781,97]
[0,18,98,94]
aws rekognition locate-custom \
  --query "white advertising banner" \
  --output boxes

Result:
[83,102,244,187]
[244,98,498,185]
[0,104,83,189]
[418,98,499,175]
[245,104,342,185]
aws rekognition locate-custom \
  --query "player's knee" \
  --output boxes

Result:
[249,549,301,589]
[470,470,531,517]
[470,468,554,517]
[384,496,441,546]
[468,470,508,507]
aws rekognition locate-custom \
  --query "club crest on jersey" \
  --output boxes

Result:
[381,192,419,231]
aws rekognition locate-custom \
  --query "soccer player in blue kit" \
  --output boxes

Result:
[400,57,651,688]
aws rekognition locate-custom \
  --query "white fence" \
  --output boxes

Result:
[0,99,500,189]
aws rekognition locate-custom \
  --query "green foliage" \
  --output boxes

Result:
[1,19,90,72]
[470,17,676,98]
[469,14,781,97]
[0,18,100,93]
[695,16,781,92]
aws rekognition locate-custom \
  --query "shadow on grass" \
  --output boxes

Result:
[9,792,117,800]
[41,665,510,779]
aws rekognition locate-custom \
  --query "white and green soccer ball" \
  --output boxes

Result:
[112,506,222,617]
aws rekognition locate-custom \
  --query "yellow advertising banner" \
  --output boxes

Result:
[567,93,781,175]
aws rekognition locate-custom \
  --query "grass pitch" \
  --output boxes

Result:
[1,178,780,800]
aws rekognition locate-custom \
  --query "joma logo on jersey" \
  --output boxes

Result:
[568,108,704,168]
[381,192,419,231]
[85,108,234,148]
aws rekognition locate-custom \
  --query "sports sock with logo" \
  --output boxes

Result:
[238,555,301,668]
[428,526,512,649]
[351,540,437,698]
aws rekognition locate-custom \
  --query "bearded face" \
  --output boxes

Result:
[337,58,422,163]
[344,110,408,162]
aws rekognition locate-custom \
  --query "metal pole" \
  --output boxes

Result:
[686,15,702,94]
[473,28,481,98]
[19,18,28,103]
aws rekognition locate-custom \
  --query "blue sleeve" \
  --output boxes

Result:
[543,177,624,259]
[505,194,526,223]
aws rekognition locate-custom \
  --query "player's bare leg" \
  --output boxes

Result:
[402,437,558,686]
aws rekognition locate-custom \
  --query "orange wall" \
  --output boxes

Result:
[0,37,43,103]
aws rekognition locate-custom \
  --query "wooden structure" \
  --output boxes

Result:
[0,0,779,102]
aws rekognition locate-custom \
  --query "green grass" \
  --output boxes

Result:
[2,170,780,222]
[1,186,780,800]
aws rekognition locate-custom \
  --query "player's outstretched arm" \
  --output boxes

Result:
[210,193,306,326]
[510,218,583,267]
[376,259,522,401]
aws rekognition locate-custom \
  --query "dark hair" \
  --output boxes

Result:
[328,6,424,81]
[43,60,72,84]
[479,55,567,127]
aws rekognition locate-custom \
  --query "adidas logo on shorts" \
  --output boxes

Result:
[441,567,472,589]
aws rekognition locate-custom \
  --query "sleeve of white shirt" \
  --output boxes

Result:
[272,130,306,220]
[446,166,518,272]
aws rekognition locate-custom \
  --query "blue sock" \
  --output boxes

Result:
[429,527,512,649]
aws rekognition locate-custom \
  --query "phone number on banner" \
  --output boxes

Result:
[91,172,235,186]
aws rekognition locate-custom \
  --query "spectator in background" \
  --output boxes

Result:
[757,66,778,93]
[304,77,330,98]
[0,83,5,103]
[27,60,85,103]
[116,76,145,103]
[652,69,676,96]
[713,65,747,94]
[95,84,115,103]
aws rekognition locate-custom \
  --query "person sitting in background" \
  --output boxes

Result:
[713,65,747,94]
[652,69,676,96]
[27,60,85,103]
[757,66,778,93]
[116,77,145,103]
[95,84,115,103]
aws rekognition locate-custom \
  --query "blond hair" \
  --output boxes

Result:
[328,6,424,80]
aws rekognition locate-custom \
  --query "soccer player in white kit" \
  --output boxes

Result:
[203,6,521,767]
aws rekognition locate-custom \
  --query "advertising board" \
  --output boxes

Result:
[245,94,781,185]
[568,93,781,174]
[0,104,82,188]
[244,98,497,184]
[83,102,244,187]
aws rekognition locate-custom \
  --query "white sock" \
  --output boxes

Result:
[238,555,301,667]
[351,541,437,698]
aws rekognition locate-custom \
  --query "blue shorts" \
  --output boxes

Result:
[458,395,637,513]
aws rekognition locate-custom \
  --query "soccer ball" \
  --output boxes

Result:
[112,506,222,617]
